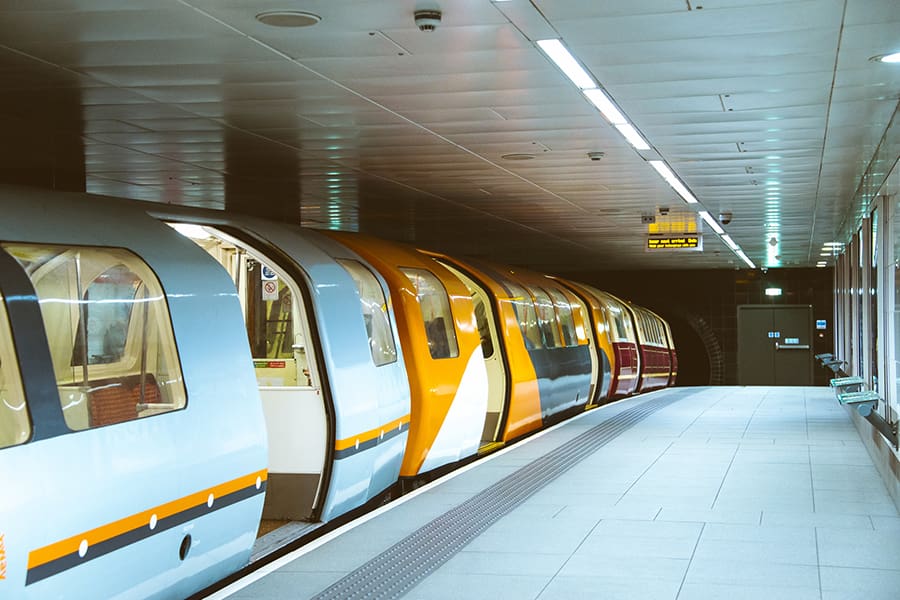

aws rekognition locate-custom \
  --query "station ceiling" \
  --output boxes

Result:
[2,0,898,273]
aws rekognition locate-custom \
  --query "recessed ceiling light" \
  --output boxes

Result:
[256,11,322,27]
[870,52,900,63]
[501,153,536,161]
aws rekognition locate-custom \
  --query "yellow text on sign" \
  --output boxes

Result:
[647,236,700,250]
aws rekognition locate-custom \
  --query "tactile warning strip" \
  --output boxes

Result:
[311,390,691,600]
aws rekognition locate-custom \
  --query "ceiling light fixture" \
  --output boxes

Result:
[648,161,698,204]
[736,250,756,269]
[698,210,725,234]
[721,234,740,250]
[583,88,626,124]
[536,39,596,89]
[765,287,783,296]
[614,123,651,150]
[255,10,321,27]
[501,153,536,161]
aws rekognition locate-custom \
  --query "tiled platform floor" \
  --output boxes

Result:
[217,386,900,600]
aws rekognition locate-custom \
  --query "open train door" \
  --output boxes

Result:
[168,223,329,523]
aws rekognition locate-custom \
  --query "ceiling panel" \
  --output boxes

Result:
[0,0,897,273]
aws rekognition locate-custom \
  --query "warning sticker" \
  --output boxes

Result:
[254,361,286,369]
[262,279,279,301]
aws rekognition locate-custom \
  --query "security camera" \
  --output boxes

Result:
[587,151,605,161]
[414,9,442,31]
[719,211,732,225]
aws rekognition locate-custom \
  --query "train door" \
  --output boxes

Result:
[437,261,508,447]
[169,224,328,522]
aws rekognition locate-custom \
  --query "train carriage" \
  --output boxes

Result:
[0,188,268,599]
[325,232,490,480]
[152,208,412,524]
[628,303,677,393]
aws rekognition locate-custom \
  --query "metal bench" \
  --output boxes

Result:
[837,390,880,417]
[830,376,865,394]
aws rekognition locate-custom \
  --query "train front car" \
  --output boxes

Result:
[326,232,489,481]
[0,188,267,599]
[156,211,412,525]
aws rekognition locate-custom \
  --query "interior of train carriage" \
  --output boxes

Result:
[1,244,188,432]
[167,223,329,529]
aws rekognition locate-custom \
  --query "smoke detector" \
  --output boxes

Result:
[414,9,442,32]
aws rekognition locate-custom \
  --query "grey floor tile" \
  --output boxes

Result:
[817,527,900,570]
[435,550,569,576]
[230,571,346,599]
[762,510,874,529]
[685,558,820,588]
[560,554,689,579]
[870,515,900,530]
[537,575,682,600]
[406,572,549,600]
[656,508,762,525]
[820,566,900,600]
[677,582,822,600]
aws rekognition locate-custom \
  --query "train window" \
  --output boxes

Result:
[547,288,577,347]
[3,245,186,430]
[531,287,562,349]
[399,268,459,359]
[502,282,540,349]
[337,259,398,367]
[0,292,29,448]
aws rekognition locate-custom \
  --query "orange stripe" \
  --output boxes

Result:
[28,469,267,570]
[334,414,411,451]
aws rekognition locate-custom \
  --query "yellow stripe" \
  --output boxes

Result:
[334,414,411,451]
[28,469,267,570]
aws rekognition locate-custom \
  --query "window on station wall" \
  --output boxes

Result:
[2,244,186,431]
[337,259,398,367]
[400,268,459,359]
[0,290,29,448]
[505,282,542,350]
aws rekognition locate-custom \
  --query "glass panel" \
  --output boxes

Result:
[4,244,187,430]
[400,268,459,359]
[0,291,29,448]
[547,288,576,347]
[872,208,879,391]
[338,259,398,367]
[531,287,562,348]
[505,282,542,350]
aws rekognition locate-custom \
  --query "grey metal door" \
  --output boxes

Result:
[738,305,813,385]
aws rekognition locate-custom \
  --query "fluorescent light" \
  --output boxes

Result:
[823,242,844,247]
[169,222,211,240]
[765,287,782,296]
[583,88,626,124]
[721,234,739,250]
[736,249,756,269]
[614,123,650,150]
[878,52,900,63]
[536,39,596,89]
[698,211,725,235]
[648,160,698,204]
[817,262,827,267]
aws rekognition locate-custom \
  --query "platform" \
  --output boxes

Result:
[211,386,900,600]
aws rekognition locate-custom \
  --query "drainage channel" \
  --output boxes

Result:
[311,389,693,600]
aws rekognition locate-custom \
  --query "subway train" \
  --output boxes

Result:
[0,186,676,599]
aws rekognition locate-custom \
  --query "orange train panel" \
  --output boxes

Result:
[325,232,488,477]
[424,252,544,441]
